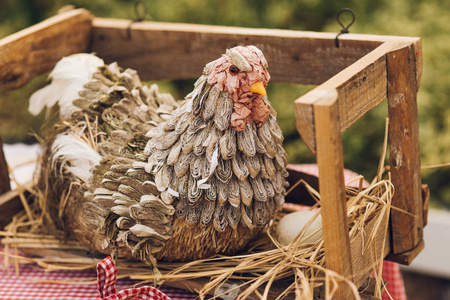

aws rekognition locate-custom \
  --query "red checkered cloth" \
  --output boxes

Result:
[97,256,170,300]
[0,249,197,300]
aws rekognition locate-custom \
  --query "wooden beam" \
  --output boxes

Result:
[295,40,421,153]
[387,45,423,255]
[351,211,391,288]
[314,89,354,298]
[0,136,10,195]
[89,18,388,85]
[0,9,93,90]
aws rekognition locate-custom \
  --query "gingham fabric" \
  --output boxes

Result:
[97,256,171,300]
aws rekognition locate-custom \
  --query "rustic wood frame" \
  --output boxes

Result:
[0,9,427,299]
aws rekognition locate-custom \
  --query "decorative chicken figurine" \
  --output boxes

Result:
[30,46,288,269]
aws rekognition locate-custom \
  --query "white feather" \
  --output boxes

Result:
[51,134,101,183]
[29,54,104,119]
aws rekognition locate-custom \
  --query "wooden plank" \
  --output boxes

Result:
[385,240,424,265]
[295,42,393,153]
[0,136,10,195]
[314,89,354,298]
[89,18,387,85]
[387,45,423,255]
[0,9,93,90]
[351,211,391,288]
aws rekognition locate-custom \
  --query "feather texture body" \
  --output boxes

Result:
[33,46,288,269]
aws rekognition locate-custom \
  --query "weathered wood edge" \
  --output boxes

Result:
[0,9,93,90]
[314,91,354,298]
[387,44,423,255]
[294,39,421,154]
[351,211,391,288]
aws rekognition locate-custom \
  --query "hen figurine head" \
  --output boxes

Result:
[205,46,271,131]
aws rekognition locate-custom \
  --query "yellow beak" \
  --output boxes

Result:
[250,82,267,96]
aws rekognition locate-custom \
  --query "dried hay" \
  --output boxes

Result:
[0,120,395,299]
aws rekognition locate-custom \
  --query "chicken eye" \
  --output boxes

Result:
[229,65,239,75]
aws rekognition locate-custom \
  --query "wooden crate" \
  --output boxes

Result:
[0,8,428,299]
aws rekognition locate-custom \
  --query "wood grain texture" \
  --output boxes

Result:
[314,89,354,298]
[387,45,423,255]
[351,211,391,288]
[0,9,93,90]
[89,18,386,85]
[0,136,10,195]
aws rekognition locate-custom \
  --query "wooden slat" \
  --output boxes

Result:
[351,211,391,288]
[89,18,388,85]
[314,89,353,298]
[0,9,93,90]
[294,40,418,153]
[0,136,10,195]
[387,45,423,255]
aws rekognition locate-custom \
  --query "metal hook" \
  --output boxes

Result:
[335,8,355,48]
[127,1,149,39]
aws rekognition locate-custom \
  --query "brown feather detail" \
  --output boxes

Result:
[263,178,275,198]
[174,112,192,135]
[102,107,127,130]
[274,144,288,171]
[187,117,207,134]
[186,201,203,225]
[154,131,179,150]
[242,154,260,178]
[213,205,228,232]
[273,171,283,194]
[219,128,236,160]
[118,176,155,196]
[237,124,256,157]
[118,185,142,201]
[141,181,159,196]
[130,204,170,224]
[249,176,268,202]
[166,139,182,166]
[202,86,220,121]
[116,217,134,230]
[227,204,241,230]
[188,175,203,206]
[206,126,220,160]
[112,192,138,206]
[267,114,284,142]
[193,85,212,117]
[232,152,249,181]
[239,179,253,207]
[263,155,276,178]
[240,204,255,230]
[189,155,203,179]
[216,180,228,206]
[160,190,176,205]
[181,131,195,154]
[253,200,269,227]
[228,177,240,207]
[101,179,120,191]
[257,122,277,158]
[200,200,215,226]
[175,199,188,219]
[252,126,267,154]
[214,93,232,131]
[193,125,209,156]
[140,195,175,215]
[258,156,270,179]
[174,152,192,178]
[177,174,189,203]
[215,158,232,183]
[204,177,217,202]
[104,171,123,181]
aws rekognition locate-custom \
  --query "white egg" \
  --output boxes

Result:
[276,210,323,246]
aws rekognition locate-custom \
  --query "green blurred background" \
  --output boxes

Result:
[1,0,449,209]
